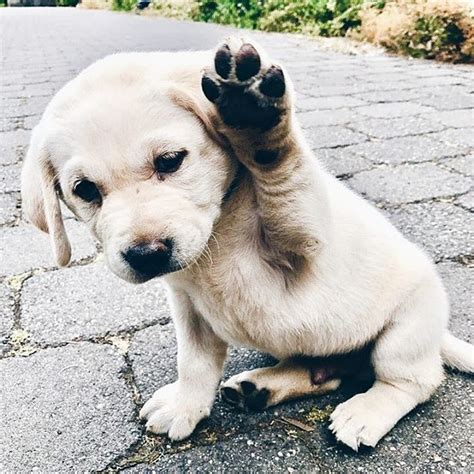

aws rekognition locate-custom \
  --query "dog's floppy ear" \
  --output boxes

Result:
[21,139,71,267]
[168,85,229,149]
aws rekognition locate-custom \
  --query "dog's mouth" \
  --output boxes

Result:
[129,260,183,283]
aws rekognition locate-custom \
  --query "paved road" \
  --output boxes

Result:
[1,7,473,473]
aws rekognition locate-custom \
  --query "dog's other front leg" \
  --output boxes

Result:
[202,38,329,259]
[140,288,227,440]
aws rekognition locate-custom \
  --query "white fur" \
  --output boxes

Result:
[21,40,473,450]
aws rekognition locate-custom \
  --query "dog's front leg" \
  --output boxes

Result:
[140,288,227,440]
[202,38,328,259]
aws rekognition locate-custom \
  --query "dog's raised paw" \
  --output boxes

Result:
[202,38,288,131]
[220,378,271,411]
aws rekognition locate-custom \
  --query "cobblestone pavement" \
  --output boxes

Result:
[1,7,473,473]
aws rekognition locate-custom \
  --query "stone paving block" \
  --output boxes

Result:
[0,220,96,277]
[0,193,19,226]
[405,67,457,78]
[412,75,465,87]
[0,83,27,96]
[358,80,422,93]
[432,128,474,148]
[443,154,474,176]
[348,163,472,205]
[351,116,445,139]
[0,284,14,352]
[0,144,24,165]
[437,262,473,342]
[417,91,474,110]
[306,126,367,149]
[5,95,50,118]
[389,202,473,260]
[294,95,366,111]
[353,89,430,104]
[0,343,140,472]
[303,84,367,98]
[296,76,355,90]
[0,129,31,165]
[428,109,474,128]
[124,429,323,473]
[22,114,41,130]
[356,102,434,119]
[297,108,356,127]
[0,164,21,193]
[456,191,474,211]
[316,147,373,177]
[21,262,170,344]
[357,72,412,84]
[0,116,20,133]
[347,135,464,166]
[129,323,178,401]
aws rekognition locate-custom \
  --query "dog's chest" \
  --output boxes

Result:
[184,246,281,349]
[175,191,389,358]
[180,242,369,359]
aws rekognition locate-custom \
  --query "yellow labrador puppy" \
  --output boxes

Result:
[21,38,473,451]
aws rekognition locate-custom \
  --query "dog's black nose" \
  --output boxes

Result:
[122,239,173,279]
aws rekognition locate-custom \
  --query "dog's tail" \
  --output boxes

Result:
[441,332,474,373]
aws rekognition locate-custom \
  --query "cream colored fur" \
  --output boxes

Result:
[21,38,473,451]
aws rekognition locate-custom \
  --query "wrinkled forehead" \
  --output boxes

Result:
[46,84,204,177]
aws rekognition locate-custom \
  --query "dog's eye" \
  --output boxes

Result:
[154,150,187,175]
[73,179,102,204]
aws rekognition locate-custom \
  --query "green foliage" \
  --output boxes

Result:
[112,0,135,11]
[152,0,196,20]
[261,0,365,36]
[192,0,377,36]
[192,0,264,28]
[359,1,474,63]
[56,0,80,5]
[400,14,468,60]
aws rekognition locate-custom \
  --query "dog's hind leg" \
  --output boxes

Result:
[202,38,329,260]
[329,275,447,451]
[220,358,341,411]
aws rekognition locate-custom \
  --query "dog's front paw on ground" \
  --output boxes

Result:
[220,373,271,411]
[140,382,210,441]
[329,393,387,451]
[202,37,289,131]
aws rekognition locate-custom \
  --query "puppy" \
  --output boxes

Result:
[21,38,473,451]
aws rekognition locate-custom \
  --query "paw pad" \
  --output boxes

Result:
[221,380,270,411]
[259,66,285,98]
[235,43,261,81]
[214,44,232,79]
[202,39,287,131]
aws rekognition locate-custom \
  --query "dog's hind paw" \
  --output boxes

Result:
[220,378,271,411]
[202,38,290,131]
[329,393,388,451]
